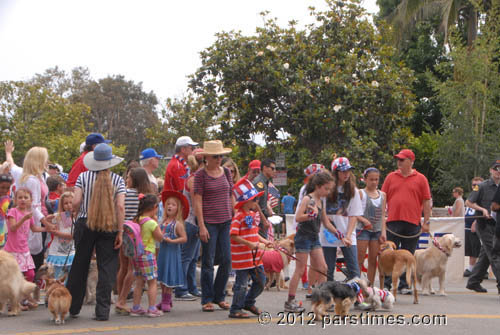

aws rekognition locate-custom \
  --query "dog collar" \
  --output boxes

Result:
[348,282,360,294]
[433,237,450,257]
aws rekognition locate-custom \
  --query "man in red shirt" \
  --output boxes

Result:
[163,136,198,194]
[381,149,431,293]
[66,133,111,189]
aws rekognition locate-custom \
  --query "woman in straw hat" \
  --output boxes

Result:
[66,143,126,321]
[193,140,236,312]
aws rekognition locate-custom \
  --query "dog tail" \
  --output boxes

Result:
[407,258,419,304]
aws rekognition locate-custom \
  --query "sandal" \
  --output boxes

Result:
[202,303,214,312]
[228,311,250,319]
[216,301,230,310]
[115,305,130,315]
[243,305,261,316]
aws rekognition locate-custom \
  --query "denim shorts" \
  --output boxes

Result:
[294,233,321,253]
[356,229,381,241]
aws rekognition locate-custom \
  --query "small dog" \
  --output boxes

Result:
[311,279,364,320]
[84,259,98,305]
[0,250,37,316]
[378,241,418,304]
[263,235,295,291]
[415,234,461,296]
[359,286,395,311]
[45,275,72,325]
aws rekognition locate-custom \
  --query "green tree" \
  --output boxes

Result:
[189,0,417,175]
[0,81,90,170]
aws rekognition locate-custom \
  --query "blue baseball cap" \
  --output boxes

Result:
[85,133,111,146]
[140,148,163,160]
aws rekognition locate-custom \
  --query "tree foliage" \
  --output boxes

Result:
[189,0,417,175]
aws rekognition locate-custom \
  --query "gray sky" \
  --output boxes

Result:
[0,0,379,102]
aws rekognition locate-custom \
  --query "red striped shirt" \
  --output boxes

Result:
[230,210,262,270]
[194,167,233,224]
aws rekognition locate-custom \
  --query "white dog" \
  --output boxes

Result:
[415,234,461,296]
[360,286,395,311]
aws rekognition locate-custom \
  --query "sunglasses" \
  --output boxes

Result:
[268,166,276,171]
[211,155,224,159]
[397,158,406,162]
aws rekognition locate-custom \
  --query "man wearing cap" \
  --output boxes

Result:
[466,160,500,293]
[140,148,163,193]
[381,149,431,293]
[163,136,198,194]
[244,160,261,182]
[252,158,276,238]
[66,133,111,189]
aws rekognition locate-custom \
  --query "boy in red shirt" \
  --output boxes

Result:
[229,179,272,318]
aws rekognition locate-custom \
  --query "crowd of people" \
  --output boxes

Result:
[0,133,499,321]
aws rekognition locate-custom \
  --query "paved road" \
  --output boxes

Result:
[1,277,499,335]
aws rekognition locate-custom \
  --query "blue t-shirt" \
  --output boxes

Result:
[281,195,296,214]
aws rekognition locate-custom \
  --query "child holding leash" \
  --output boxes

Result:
[229,179,272,318]
[284,171,338,313]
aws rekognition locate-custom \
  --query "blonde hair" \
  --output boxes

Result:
[164,196,185,226]
[20,147,48,183]
[58,191,74,214]
[222,158,241,184]
[187,155,199,173]
[87,170,116,232]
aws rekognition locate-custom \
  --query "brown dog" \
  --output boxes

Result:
[0,250,37,316]
[262,235,295,291]
[378,241,418,304]
[45,275,72,325]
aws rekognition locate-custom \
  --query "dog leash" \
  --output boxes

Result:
[385,227,422,239]
[61,212,75,274]
[271,242,333,281]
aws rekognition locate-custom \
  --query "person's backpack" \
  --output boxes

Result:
[122,217,151,258]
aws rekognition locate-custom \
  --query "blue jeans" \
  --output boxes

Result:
[323,246,360,281]
[230,266,266,314]
[175,222,201,297]
[201,221,231,305]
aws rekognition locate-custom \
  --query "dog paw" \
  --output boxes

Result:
[55,319,61,325]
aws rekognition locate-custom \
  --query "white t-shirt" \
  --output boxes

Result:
[320,186,363,247]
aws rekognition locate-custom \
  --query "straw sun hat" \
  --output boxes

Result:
[200,140,232,155]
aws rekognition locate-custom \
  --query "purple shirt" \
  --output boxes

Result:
[194,167,233,224]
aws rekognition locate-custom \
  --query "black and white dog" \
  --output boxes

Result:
[310,279,366,319]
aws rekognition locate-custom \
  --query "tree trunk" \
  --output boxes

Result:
[467,7,478,47]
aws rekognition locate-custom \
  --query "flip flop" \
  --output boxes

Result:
[115,305,130,315]
[216,301,230,310]
[202,303,214,312]
[228,311,250,319]
[243,305,261,316]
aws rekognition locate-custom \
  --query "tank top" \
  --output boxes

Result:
[357,189,384,232]
[297,197,322,238]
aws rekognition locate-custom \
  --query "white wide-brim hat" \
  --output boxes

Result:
[201,140,232,155]
[83,143,124,171]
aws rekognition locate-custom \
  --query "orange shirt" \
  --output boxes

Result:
[381,169,431,225]
[230,210,262,270]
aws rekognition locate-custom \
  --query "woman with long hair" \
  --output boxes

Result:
[321,157,363,281]
[66,143,126,321]
[115,167,152,314]
[222,157,241,184]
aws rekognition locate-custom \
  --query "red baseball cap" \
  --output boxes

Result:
[394,149,415,161]
[248,160,261,170]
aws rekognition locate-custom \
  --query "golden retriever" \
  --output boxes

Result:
[378,241,418,304]
[0,250,37,316]
[45,275,72,325]
[262,235,295,291]
[415,234,461,296]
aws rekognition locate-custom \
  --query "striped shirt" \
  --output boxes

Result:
[75,171,126,219]
[194,167,233,224]
[125,188,139,221]
[230,210,262,270]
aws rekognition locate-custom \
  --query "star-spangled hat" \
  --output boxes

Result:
[233,178,264,210]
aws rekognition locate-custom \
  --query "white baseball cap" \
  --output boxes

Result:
[175,136,198,147]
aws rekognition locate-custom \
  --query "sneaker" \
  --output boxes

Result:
[147,308,164,318]
[305,293,312,300]
[175,293,197,301]
[130,307,147,316]
[190,291,202,298]
[398,288,413,295]
[463,269,472,277]
[284,300,305,313]
[466,283,487,293]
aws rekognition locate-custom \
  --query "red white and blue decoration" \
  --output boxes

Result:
[233,178,264,210]
[331,157,354,172]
